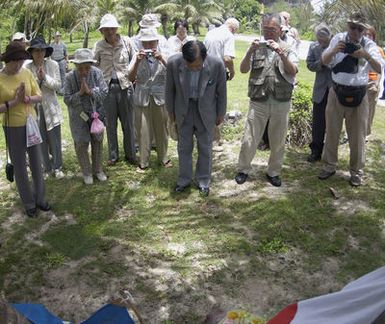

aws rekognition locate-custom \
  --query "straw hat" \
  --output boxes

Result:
[70,48,97,64]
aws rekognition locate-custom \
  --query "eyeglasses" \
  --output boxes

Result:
[262,27,279,33]
[349,24,364,32]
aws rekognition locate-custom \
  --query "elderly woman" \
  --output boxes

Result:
[0,41,50,217]
[26,36,64,178]
[64,48,108,185]
[167,20,195,55]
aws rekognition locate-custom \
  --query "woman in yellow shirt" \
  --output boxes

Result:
[0,41,50,217]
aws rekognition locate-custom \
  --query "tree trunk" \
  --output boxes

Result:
[161,14,169,39]
[70,33,73,43]
[83,21,89,48]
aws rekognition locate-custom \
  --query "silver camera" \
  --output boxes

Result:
[143,49,153,57]
[259,40,268,48]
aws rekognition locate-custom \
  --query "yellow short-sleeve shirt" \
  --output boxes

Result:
[0,68,41,127]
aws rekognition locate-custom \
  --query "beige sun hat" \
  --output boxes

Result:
[139,14,161,28]
[12,32,27,42]
[138,28,160,42]
[347,12,370,28]
[70,48,97,64]
[99,14,120,30]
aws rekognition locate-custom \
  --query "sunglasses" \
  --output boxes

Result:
[349,24,364,32]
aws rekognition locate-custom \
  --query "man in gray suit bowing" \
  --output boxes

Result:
[165,40,227,197]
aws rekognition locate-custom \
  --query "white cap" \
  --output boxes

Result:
[12,32,26,42]
[99,14,120,30]
[70,48,97,64]
[139,14,161,28]
[138,28,160,42]
[55,31,61,36]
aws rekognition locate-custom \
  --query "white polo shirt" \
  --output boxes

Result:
[325,32,382,86]
[204,24,235,60]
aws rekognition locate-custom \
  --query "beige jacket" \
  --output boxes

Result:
[93,35,135,90]
[26,59,63,131]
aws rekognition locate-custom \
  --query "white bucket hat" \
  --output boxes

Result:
[99,14,120,30]
[139,14,161,28]
[138,28,160,42]
[12,32,27,42]
[70,48,97,64]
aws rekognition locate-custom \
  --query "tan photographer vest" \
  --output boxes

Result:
[248,44,294,102]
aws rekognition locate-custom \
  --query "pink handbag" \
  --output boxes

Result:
[90,112,105,135]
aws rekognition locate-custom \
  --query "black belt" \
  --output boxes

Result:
[332,82,366,91]
[110,79,120,85]
[55,58,65,62]
[189,98,199,103]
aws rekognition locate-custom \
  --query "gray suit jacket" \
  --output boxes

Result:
[165,53,227,131]
[306,41,333,104]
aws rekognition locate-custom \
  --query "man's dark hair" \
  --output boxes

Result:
[182,40,207,63]
[174,20,189,33]
[262,13,282,26]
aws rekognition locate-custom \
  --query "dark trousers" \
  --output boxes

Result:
[104,84,136,162]
[3,126,46,210]
[309,89,329,156]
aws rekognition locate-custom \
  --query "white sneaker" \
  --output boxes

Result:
[83,175,93,185]
[43,172,50,180]
[54,169,65,179]
[96,172,107,182]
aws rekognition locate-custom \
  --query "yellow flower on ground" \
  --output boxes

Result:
[239,310,247,318]
[227,311,239,319]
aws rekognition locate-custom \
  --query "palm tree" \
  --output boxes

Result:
[320,0,385,39]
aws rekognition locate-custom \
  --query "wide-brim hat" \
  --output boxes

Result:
[138,28,160,42]
[1,41,30,63]
[99,14,120,30]
[27,36,53,57]
[347,12,370,29]
[139,14,161,28]
[70,48,97,64]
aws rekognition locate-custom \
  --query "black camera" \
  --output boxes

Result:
[5,163,14,182]
[344,42,361,54]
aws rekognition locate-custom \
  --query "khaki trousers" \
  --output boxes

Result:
[367,80,379,136]
[322,87,368,176]
[74,134,104,176]
[237,98,291,177]
[137,97,169,168]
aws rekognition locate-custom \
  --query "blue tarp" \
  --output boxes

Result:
[11,303,135,324]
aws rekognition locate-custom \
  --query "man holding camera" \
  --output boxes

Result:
[319,12,382,187]
[128,28,171,172]
[234,13,298,187]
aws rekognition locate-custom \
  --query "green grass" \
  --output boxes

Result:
[0,38,384,322]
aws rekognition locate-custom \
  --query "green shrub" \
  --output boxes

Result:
[288,82,313,147]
